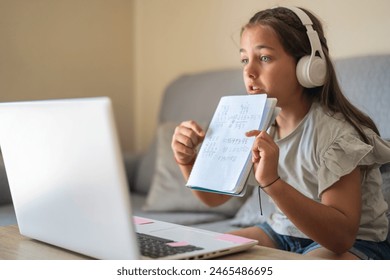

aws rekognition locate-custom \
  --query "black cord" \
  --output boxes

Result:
[258,186,263,215]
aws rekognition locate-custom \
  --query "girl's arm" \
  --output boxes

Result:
[264,168,361,254]
[248,130,361,254]
[171,120,231,207]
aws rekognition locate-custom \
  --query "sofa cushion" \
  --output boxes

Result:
[143,122,246,217]
[335,55,390,139]
[133,138,157,195]
[159,69,244,123]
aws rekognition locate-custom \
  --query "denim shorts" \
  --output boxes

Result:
[257,222,390,260]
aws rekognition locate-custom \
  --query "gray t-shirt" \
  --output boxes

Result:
[267,102,390,241]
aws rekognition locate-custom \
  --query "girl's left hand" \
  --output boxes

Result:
[246,130,279,187]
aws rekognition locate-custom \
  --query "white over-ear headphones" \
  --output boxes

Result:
[286,7,327,88]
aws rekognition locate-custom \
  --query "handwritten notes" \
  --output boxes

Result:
[187,94,273,196]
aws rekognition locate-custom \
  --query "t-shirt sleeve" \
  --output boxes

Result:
[318,129,390,195]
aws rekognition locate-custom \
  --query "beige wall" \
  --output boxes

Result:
[0,0,135,151]
[134,0,390,151]
[1,0,390,153]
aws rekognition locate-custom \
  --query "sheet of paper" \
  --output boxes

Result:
[187,94,268,193]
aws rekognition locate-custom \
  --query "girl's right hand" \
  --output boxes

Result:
[246,129,279,188]
[171,120,205,165]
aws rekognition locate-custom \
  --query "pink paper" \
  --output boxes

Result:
[133,216,154,225]
[216,234,253,244]
[166,241,190,247]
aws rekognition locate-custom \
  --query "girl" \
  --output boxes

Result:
[171,6,390,259]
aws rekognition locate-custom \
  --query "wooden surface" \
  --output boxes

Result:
[0,225,316,260]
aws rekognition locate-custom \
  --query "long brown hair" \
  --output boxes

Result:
[242,7,380,142]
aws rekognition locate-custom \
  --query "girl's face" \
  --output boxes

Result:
[240,25,303,106]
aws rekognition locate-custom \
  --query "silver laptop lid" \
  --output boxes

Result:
[0,97,139,259]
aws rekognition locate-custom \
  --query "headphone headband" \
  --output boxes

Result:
[287,7,325,60]
[287,6,313,26]
[275,6,327,88]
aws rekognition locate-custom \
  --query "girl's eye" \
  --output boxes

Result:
[260,56,270,62]
[240,58,249,65]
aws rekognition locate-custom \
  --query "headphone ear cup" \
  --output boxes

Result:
[296,56,312,88]
[296,55,326,88]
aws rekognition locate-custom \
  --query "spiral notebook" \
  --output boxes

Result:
[187,94,279,196]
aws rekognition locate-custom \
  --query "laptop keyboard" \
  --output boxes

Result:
[136,232,204,259]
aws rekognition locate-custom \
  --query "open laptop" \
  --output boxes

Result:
[0,97,257,260]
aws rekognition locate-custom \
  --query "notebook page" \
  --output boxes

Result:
[187,94,268,194]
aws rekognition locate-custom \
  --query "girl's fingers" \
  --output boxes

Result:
[181,120,205,138]
[172,120,205,164]
[176,121,205,148]
[247,130,271,162]
[245,130,261,137]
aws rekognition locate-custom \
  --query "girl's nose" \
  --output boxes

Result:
[244,62,259,80]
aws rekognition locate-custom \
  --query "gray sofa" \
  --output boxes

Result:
[1,55,390,240]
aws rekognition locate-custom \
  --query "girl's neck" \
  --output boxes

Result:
[275,99,312,139]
